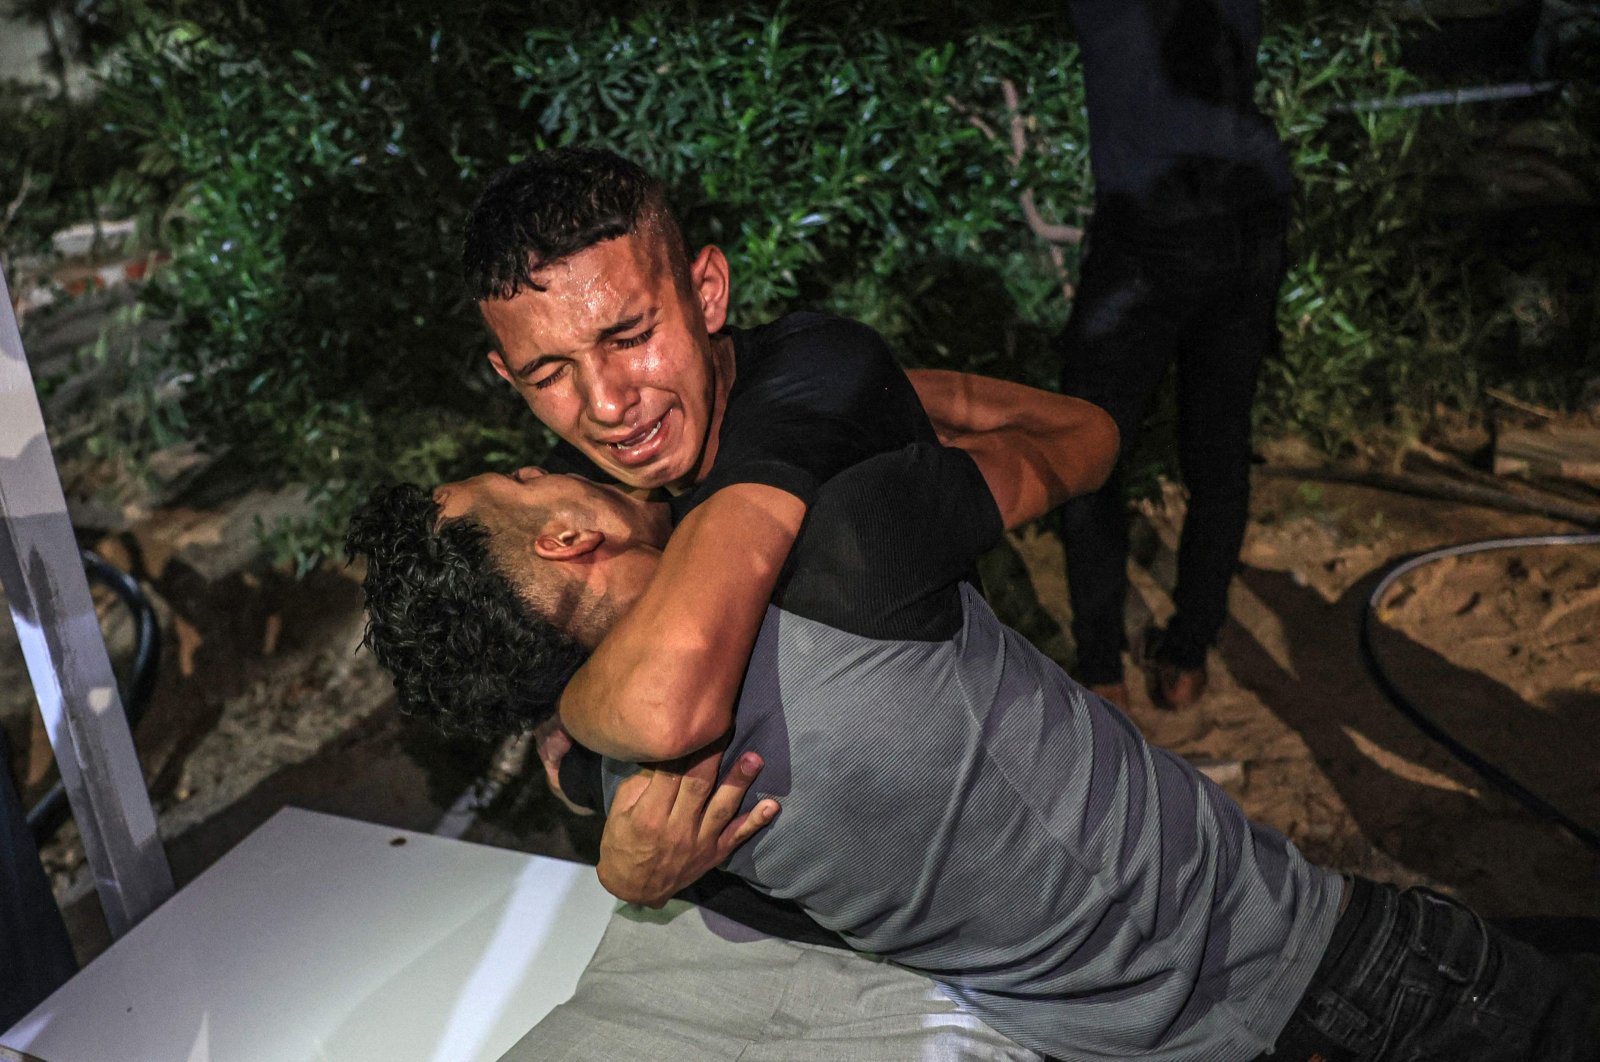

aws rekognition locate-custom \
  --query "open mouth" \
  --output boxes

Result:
[603,413,668,464]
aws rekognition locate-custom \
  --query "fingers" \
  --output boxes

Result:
[535,724,573,797]
[676,740,727,783]
[658,743,742,831]
[534,724,599,816]
[717,798,780,861]
[598,748,779,906]
[697,751,764,835]
[666,741,723,810]
[621,748,772,842]
[609,766,662,817]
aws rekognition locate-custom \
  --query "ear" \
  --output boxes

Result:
[488,349,514,385]
[532,527,605,561]
[689,244,730,334]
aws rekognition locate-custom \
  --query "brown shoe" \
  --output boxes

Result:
[1153,662,1208,710]
[1088,681,1130,711]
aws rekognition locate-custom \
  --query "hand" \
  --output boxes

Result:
[531,715,593,817]
[596,742,779,908]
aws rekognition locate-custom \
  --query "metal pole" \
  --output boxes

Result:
[1328,80,1564,114]
[0,264,173,937]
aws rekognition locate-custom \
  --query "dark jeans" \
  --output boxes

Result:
[1056,200,1290,684]
[0,730,77,1029]
[1262,877,1600,1061]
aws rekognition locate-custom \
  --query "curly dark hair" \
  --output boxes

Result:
[462,146,683,301]
[345,483,589,739]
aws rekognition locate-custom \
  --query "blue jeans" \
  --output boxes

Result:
[1261,877,1600,1061]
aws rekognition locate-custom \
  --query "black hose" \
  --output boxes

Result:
[25,550,162,847]
[1359,533,1600,854]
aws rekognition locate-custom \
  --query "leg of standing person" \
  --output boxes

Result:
[1056,225,1186,704]
[1156,202,1291,706]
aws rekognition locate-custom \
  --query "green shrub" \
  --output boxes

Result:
[83,1,1578,565]
[505,14,1089,380]
[1262,17,1483,447]
[102,19,544,557]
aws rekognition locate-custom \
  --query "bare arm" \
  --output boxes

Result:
[907,369,1120,528]
[557,482,806,762]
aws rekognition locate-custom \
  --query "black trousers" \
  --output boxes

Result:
[1057,199,1291,684]
[1262,877,1600,1061]
[0,730,77,1030]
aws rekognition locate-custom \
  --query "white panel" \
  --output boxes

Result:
[0,262,173,936]
[2,809,617,1062]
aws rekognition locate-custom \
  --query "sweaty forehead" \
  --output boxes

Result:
[536,236,665,315]
[483,239,670,366]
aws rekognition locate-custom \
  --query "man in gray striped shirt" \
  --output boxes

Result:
[349,371,1595,1060]
[550,372,1341,1060]
[594,443,1341,1060]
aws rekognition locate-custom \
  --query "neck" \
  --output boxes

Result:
[570,547,659,648]
[682,332,737,489]
[639,500,673,549]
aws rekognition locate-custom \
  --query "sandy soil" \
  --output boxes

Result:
[1008,474,1600,927]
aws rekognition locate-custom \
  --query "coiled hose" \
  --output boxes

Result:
[1359,532,1600,854]
[25,549,162,847]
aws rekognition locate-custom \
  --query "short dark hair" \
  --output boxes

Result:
[345,483,588,739]
[462,146,678,301]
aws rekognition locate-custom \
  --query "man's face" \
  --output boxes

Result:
[433,466,667,552]
[433,467,668,646]
[482,231,731,492]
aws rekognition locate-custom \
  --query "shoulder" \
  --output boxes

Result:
[735,312,899,385]
[816,444,1000,548]
[775,442,1001,640]
[743,310,887,350]
[819,442,984,500]
[677,313,932,521]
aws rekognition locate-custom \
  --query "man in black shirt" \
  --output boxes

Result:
[350,363,1121,1058]
[462,148,940,769]
[455,147,1113,960]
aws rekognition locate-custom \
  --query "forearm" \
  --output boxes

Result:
[908,369,1120,527]
[559,483,805,761]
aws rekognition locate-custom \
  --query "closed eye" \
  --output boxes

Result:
[615,327,655,350]
[531,363,570,390]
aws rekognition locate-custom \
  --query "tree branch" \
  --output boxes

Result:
[2,166,37,231]
[1001,79,1085,247]
[947,82,1083,300]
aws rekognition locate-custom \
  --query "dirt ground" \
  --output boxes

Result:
[6,455,1599,967]
[1011,473,1600,929]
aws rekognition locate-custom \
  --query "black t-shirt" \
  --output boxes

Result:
[773,442,1001,641]
[667,311,936,522]
[553,311,934,943]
